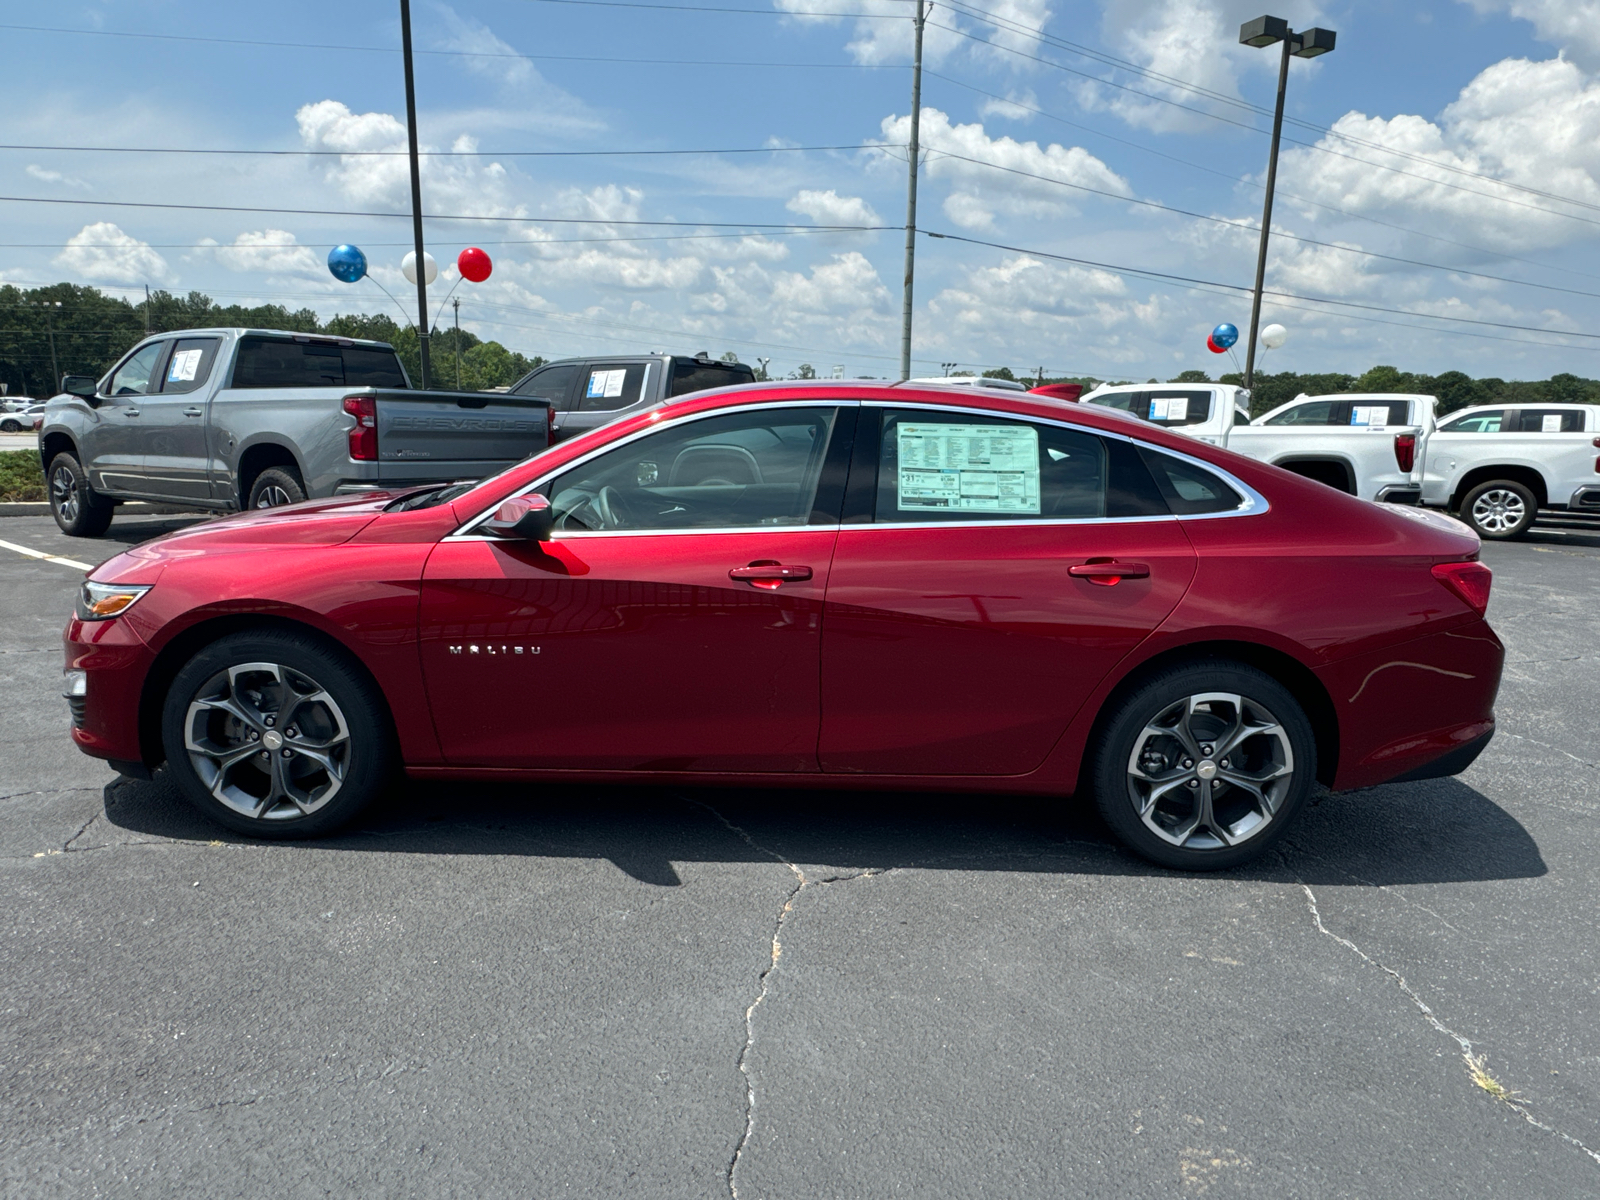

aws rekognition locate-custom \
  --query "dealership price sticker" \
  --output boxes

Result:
[896,422,1040,513]
[168,348,203,382]
[587,369,627,400]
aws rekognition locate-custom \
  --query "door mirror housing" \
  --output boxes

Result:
[482,492,554,541]
[61,375,99,400]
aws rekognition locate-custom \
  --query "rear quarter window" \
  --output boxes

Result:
[1136,447,1244,515]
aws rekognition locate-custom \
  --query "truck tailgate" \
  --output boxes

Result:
[368,389,550,476]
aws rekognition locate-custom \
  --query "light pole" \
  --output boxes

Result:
[399,0,432,390]
[1238,16,1335,391]
[899,0,929,382]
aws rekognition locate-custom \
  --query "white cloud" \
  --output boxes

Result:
[295,100,526,219]
[786,188,881,225]
[1462,0,1600,69]
[54,222,172,285]
[25,164,90,190]
[877,108,1130,230]
[1278,55,1600,254]
[209,230,326,279]
[978,89,1039,122]
[770,0,1052,66]
[770,250,892,313]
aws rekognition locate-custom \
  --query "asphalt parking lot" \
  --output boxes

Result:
[2,510,1598,1197]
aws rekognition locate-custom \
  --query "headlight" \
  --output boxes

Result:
[77,580,152,620]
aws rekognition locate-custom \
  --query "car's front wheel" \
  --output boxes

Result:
[47,451,114,537]
[1091,662,1316,870]
[1460,480,1536,540]
[160,630,394,838]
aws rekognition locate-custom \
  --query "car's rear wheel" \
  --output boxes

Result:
[47,451,114,537]
[1460,480,1536,540]
[0,418,22,433]
[1091,662,1316,870]
[160,630,394,838]
[248,466,306,509]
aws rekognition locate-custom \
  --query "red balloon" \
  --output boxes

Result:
[457,246,492,283]
[1206,335,1225,354]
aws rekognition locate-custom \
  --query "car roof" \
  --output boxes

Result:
[129,327,398,350]
[1447,401,1593,412]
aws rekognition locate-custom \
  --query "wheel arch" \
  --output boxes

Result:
[1450,464,1548,511]
[1270,455,1356,495]
[1079,638,1340,791]
[235,441,306,509]
[40,429,78,474]
[137,611,397,771]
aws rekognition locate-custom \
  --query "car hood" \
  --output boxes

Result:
[88,493,404,582]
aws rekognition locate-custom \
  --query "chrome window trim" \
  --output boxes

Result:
[448,398,853,539]
[445,394,1267,542]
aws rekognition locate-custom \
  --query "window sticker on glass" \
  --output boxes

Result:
[1351,405,1387,429]
[1542,413,1563,433]
[168,348,203,383]
[896,423,1040,513]
[1148,396,1188,421]
[587,369,626,400]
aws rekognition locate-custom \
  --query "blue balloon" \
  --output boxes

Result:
[327,244,368,283]
[1211,322,1239,350]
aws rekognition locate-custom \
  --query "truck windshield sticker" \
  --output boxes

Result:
[167,348,203,382]
[1351,405,1388,429]
[1542,413,1563,433]
[1149,396,1189,421]
[587,369,626,400]
[896,423,1040,513]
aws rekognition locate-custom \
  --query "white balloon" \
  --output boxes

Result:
[1260,323,1288,350]
[401,250,438,286]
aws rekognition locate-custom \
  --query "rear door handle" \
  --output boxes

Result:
[123,408,141,417]
[730,561,813,589]
[1068,559,1150,585]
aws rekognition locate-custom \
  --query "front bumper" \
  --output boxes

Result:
[63,614,156,766]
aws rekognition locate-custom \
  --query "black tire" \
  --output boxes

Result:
[1460,480,1537,540]
[1090,660,1317,871]
[160,629,395,838]
[0,418,22,433]
[46,450,114,537]
[248,466,307,509]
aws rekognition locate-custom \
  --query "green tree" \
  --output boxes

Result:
[1169,369,1211,383]
[791,363,816,380]
[981,366,1016,381]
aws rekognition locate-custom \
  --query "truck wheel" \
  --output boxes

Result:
[1090,661,1316,871]
[160,629,395,838]
[47,451,114,538]
[1460,481,1536,540]
[248,466,306,509]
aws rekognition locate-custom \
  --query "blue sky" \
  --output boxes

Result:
[5,0,1600,381]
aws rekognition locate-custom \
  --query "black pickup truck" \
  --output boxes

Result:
[507,352,756,442]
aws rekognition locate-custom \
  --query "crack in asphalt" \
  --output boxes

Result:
[686,798,887,1200]
[1499,730,1600,772]
[1299,882,1600,1170]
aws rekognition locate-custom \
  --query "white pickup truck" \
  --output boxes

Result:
[1081,383,1600,538]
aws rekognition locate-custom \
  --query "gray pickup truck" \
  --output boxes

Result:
[39,328,551,536]
[507,351,755,442]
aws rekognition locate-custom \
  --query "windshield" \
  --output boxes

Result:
[384,481,481,512]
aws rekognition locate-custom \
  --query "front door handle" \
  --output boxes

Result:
[730,561,813,590]
[1068,559,1150,586]
[123,408,141,417]
[183,406,203,417]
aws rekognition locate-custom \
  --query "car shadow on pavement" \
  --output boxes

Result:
[100,769,1545,888]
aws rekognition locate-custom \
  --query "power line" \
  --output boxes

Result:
[0,142,889,158]
[0,228,883,250]
[922,229,1600,349]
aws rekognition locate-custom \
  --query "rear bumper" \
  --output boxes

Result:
[64,615,155,766]
[1316,618,1504,791]
[1569,485,1600,511]
[1375,485,1421,505]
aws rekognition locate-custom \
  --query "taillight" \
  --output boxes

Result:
[547,411,556,448]
[1393,432,1416,473]
[343,395,377,461]
[1431,561,1491,616]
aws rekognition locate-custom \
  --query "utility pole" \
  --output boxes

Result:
[899,0,929,382]
[452,296,462,389]
[399,0,432,389]
[144,284,150,335]
[45,304,59,390]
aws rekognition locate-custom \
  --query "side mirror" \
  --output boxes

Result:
[482,492,554,541]
[62,375,98,400]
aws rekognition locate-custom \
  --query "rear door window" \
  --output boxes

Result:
[158,337,221,394]
[229,338,407,388]
[1510,408,1585,432]
[578,361,654,412]
[1347,400,1411,427]
[513,363,579,409]
[1143,389,1212,427]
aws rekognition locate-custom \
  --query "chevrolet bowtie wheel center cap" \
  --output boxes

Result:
[1196,759,1218,780]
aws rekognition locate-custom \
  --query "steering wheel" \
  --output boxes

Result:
[594,486,635,530]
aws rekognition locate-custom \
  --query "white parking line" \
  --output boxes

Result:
[0,538,94,572]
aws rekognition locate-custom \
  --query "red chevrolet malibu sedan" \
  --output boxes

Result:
[63,382,1502,870]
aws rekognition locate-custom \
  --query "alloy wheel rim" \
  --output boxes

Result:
[183,661,351,820]
[1126,692,1295,851]
[1471,488,1525,534]
[255,485,294,508]
[51,464,79,523]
